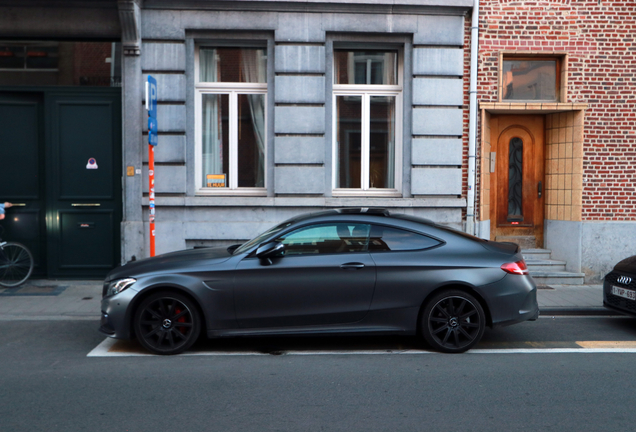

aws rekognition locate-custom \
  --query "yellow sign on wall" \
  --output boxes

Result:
[206,174,226,187]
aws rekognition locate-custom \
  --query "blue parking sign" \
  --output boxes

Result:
[146,75,157,120]
[148,130,158,146]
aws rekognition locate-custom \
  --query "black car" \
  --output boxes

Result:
[100,208,539,355]
[604,255,636,316]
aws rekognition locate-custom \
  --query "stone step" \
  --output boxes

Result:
[522,248,552,260]
[529,271,586,285]
[525,259,567,272]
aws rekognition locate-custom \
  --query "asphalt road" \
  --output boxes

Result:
[2,316,636,431]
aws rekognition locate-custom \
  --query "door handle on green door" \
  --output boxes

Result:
[71,203,101,207]
[340,263,365,270]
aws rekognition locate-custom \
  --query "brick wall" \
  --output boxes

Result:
[475,0,636,221]
[73,42,112,86]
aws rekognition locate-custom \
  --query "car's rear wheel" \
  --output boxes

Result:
[421,290,485,353]
[134,291,201,355]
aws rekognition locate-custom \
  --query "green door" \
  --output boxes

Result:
[0,93,46,276]
[0,89,121,279]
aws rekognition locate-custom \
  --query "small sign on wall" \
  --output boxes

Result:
[86,158,98,169]
[207,174,226,188]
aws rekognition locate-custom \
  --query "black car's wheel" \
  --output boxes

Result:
[421,290,486,353]
[133,291,201,355]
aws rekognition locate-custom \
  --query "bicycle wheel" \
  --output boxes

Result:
[0,242,34,287]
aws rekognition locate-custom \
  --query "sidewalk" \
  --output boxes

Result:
[0,279,611,320]
[537,284,611,316]
[0,280,102,320]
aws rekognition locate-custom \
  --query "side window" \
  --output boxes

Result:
[368,225,441,252]
[278,223,370,255]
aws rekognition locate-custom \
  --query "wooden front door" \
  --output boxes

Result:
[490,115,545,248]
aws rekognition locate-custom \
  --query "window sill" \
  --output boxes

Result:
[331,189,402,198]
[195,188,267,197]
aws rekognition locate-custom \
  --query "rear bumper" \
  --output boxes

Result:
[479,274,539,327]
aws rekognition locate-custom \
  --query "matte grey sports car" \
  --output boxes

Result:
[100,208,539,354]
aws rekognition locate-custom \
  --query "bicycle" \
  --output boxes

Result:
[0,225,34,287]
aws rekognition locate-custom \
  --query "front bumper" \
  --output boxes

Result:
[98,287,139,339]
[603,273,636,316]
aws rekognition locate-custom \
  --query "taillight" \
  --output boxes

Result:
[501,260,529,275]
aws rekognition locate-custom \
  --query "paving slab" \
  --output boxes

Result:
[0,280,102,320]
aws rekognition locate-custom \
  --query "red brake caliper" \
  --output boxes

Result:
[175,308,187,334]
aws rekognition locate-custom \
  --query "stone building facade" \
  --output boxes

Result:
[121,0,474,264]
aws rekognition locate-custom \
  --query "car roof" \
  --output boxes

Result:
[288,208,435,226]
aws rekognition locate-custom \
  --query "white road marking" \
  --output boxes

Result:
[0,315,99,321]
[87,338,636,357]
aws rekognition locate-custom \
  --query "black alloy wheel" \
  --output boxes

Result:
[134,291,201,355]
[421,290,486,353]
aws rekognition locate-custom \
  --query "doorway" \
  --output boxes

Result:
[490,115,545,248]
[0,88,121,278]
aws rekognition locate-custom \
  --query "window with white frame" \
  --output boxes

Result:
[195,46,267,193]
[333,49,402,193]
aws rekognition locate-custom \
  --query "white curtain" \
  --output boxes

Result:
[383,52,396,85]
[200,49,223,187]
[241,49,266,187]
[386,97,395,189]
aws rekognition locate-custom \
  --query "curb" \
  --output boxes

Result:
[539,307,622,316]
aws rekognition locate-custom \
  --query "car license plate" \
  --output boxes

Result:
[612,285,636,301]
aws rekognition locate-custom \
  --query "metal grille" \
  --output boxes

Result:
[605,272,636,290]
[507,137,523,221]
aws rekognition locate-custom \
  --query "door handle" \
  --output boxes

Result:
[340,262,365,270]
[72,203,101,207]
[538,181,542,199]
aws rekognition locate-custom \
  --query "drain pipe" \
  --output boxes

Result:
[466,0,480,235]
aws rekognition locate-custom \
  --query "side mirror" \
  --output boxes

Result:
[255,241,285,264]
[227,244,241,254]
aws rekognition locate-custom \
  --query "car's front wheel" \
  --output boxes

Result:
[421,290,486,353]
[133,291,201,355]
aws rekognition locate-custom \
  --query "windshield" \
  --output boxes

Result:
[232,221,293,255]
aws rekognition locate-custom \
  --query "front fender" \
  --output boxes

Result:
[125,273,238,337]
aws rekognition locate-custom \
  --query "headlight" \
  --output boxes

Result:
[106,278,136,297]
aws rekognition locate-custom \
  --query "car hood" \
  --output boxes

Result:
[614,255,636,274]
[106,246,233,281]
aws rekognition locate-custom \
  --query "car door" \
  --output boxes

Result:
[366,224,445,310]
[233,222,376,329]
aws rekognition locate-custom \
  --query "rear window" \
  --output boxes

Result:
[433,224,486,242]
[368,225,442,252]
